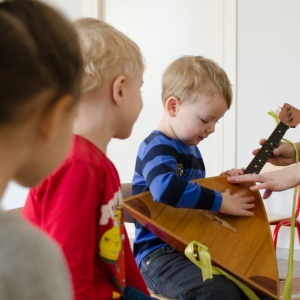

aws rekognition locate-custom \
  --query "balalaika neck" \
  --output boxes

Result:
[244,122,289,174]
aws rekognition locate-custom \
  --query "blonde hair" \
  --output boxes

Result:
[162,56,232,108]
[74,18,144,93]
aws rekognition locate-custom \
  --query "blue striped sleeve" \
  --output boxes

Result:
[133,131,222,212]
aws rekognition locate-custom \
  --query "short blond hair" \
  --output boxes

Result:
[162,56,232,108]
[74,18,144,93]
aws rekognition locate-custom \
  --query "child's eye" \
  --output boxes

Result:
[201,119,209,124]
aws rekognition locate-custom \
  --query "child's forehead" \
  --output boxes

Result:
[184,92,226,104]
[184,93,228,116]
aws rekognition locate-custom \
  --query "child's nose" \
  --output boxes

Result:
[206,123,215,133]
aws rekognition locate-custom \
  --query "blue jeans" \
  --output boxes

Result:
[121,286,157,300]
[139,246,247,300]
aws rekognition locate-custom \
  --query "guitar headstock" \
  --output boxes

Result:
[278,103,300,128]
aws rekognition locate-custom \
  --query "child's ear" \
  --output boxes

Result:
[112,75,126,106]
[39,95,74,143]
[166,97,179,117]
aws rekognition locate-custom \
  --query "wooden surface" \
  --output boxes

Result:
[124,175,280,299]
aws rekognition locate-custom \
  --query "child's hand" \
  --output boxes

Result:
[220,168,245,176]
[219,188,255,216]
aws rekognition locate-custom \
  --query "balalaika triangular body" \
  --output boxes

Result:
[124,103,300,299]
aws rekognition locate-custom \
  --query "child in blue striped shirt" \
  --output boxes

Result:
[132,55,255,300]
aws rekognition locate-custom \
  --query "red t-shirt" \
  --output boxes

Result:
[23,135,149,300]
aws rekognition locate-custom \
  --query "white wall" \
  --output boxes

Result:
[43,0,100,19]
[237,0,300,252]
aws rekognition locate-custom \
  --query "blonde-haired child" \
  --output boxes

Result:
[132,55,255,299]
[24,18,155,300]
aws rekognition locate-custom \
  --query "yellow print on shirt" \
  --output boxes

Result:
[99,189,123,225]
[99,205,122,262]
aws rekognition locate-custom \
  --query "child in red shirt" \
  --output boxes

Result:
[23,18,153,300]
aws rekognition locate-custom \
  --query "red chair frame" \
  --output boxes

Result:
[269,186,300,248]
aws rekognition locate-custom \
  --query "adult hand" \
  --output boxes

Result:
[228,164,300,198]
[253,139,299,166]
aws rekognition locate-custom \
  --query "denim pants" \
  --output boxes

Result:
[121,286,157,300]
[139,246,247,300]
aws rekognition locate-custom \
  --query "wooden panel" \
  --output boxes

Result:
[124,176,280,299]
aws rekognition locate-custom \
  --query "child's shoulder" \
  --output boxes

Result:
[0,211,66,263]
[139,130,193,155]
[0,212,72,299]
[45,134,112,181]
[69,134,107,164]
[143,130,173,145]
[143,130,197,150]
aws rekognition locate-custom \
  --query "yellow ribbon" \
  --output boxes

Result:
[269,109,298,300]
[184,241,260,299]
[282,141,298,300]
